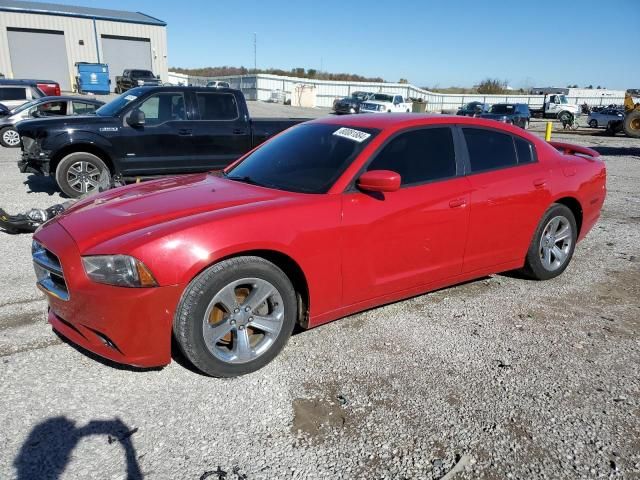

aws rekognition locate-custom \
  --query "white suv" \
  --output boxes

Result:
[360,93,412,113]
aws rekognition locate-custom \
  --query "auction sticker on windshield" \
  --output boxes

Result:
[332,127,371,143]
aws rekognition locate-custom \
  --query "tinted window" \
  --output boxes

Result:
[463,128,517,172]
[137,92,185,124]
[0,87,27,101]
[72,102,98,115]
[227,124,378,193]
[36,101,67,116]
[514,137,535,164]
[196,92,238,120]
[367,128,456,186]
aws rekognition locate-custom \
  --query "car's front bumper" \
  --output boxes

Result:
[34,222,184,367]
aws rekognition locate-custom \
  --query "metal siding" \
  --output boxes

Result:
[7,28,71,90]
[0,11,168,90]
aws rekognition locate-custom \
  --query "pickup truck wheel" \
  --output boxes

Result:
[521,204,577,280]
[0,127,20,148]
[55,152,111,198]
[589,119,598,128]
[173,256,297,377]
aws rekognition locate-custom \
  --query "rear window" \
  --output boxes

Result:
[463,128,517,172]
[196,92,239,120]
[0,87,27,101]
[514,137,535,164]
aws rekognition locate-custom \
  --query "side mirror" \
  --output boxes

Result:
[127,109,145,127]
[357,170,401,193]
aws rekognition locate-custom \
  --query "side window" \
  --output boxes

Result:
[72,102,98,115]
[196,92,239,120]
[463,128,518,173]
[37,101,67,116]
[0,87,27,101]
[136,93,186,125]
[366,127,456,186]
[514,137,535,164]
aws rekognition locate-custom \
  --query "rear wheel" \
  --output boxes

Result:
[55,152,111,198]
[624,111,640,138]
[173,256,297,377]
[521,204,577,280]
[0,127,20,148]
[589,119,598,128]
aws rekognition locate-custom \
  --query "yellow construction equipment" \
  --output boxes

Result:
[622,89,640,138]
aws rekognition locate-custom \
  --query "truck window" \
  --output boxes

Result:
[36,101,67,116]
[137,92,186,124]
[0,87,27,101]
[196,92,239,120]
[72,102,98,115]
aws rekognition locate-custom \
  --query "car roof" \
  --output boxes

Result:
[34,95,104,103]
[0,79,56,85]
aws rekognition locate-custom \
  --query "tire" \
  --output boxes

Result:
[523,120,530,130]
[623,111,640,138]
[173,256,298,377]
[55,152,111,198]
[589,119,598,128]
[557,111,573,123]
[0,127,20,148]
[521,204,577,280]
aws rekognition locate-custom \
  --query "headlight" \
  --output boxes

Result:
[137,79,144,86]
[379,105,385,111]
[82,255,157,287]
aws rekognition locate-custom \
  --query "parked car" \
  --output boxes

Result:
[480,103,531,129]
[206,81,231,89]
[32,114,606,377]
[332,91,374,114]
[115,70,161,93]
[457,101,489,116]
[0,80,47,109]
[17,87,308,197]
[0,96,104,148]
[359,94,412,113]
[587,108,624,128]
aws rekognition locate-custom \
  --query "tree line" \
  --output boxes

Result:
[170,66,385,83]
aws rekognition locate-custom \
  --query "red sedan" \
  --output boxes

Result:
[32,114,606,377]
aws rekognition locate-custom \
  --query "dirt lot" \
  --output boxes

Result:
[0,110,638,479]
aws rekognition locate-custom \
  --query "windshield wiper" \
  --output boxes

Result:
[224,174,268,188]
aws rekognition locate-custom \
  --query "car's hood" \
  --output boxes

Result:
[336,97,361,105]
[55,173,286,252]
[16,114,115,133]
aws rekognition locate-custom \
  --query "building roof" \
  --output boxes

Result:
[0,0,166,26]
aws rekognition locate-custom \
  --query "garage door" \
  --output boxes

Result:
[7,28,71,91]
[101,35,152,92]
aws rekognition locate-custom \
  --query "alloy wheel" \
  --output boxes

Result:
[539,215,573,271]
[66,160,102,194]
[202,277,285,364]
[2,129,20,147]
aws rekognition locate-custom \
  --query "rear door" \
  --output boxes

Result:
[460,127,551,273]
[341,126,471,304]
[189,91,252,170]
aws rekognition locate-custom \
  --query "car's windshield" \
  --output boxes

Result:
[95,88,145,116]
[352,91,371,100]
[463,102,481,110]
[372,94,393,102]
[132,70,154,78]
[10,98,41,114]
[225,123,378,194]
[489,104,515,114]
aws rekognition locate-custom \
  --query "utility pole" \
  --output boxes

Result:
[253,32,257,72]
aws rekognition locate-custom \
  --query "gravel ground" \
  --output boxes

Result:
[0,110,638,479]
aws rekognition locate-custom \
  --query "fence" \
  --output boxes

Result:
[172,72,625,112]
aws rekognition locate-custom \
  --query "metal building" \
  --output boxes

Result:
[0,0,167,92]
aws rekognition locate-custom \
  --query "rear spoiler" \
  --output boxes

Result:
[549,141,600,158]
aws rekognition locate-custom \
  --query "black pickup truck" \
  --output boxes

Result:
[115,69,161,93]
[17,87,308,197]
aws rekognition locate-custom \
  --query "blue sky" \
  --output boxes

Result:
[50,0,638,89]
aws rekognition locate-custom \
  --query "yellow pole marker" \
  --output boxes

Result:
[545,121,552,141]
[136,177,141,183]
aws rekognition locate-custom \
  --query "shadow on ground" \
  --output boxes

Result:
[14,416,142,480]
[23,174,61,196]
[593,146,640,157]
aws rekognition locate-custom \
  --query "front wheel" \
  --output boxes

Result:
[55,152,111,198]
[521,204,577,280]
[0,127,20,148]
[173,256,298,377]
[589,119,598,128]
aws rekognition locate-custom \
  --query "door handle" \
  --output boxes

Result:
[178,128,193,136]
[232,128,247,135]
[449,198,467,208]
[533,178,547,188]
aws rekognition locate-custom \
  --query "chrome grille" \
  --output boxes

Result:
[32,241,69,301]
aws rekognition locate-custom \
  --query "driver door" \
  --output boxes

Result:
[115,91,198,175]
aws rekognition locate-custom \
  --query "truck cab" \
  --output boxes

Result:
[359,94,412,113]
